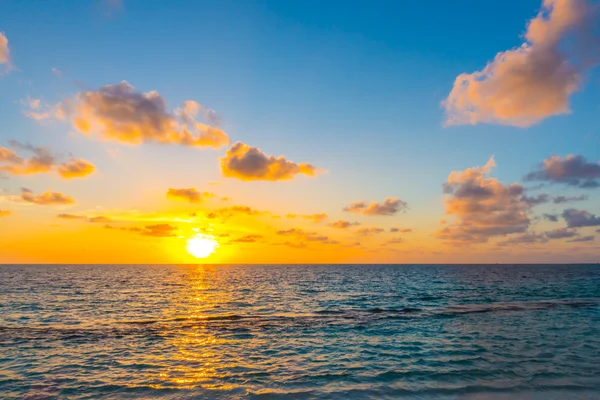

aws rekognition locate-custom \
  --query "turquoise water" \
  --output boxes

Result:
[1,264,600,399]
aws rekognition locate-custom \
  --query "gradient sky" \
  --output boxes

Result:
[1,0,599,263]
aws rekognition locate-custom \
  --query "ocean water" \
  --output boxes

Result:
[1,264,600,399]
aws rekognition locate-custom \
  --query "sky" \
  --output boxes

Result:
[0,0,599,264]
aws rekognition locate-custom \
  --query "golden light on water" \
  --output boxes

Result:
[186,234,219,259]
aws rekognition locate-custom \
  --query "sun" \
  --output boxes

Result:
[186,234,219,259]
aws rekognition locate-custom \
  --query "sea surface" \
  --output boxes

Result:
[1,264,600,399]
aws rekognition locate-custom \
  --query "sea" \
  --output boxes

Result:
[1,264,599,399]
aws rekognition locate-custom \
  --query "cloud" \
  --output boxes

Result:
[207,205,267,219]
[544,227,578,239]
[54,81,229,148]
[567,235,595,242]
[0,209,11,218]
[436,157,530,243]
[0,32,12,72]
[385,237,404,244]
[497,232,548,246]
[543,213,559,222]
[166,188,214,203]
[553,194,588,204]
[328,220,361,229]
[343,197,407,216]
[301,213,328,223]
[524,155,600,188]
[21,189,75,205]
[0,141,95,179]
[142,224,177,237]
[443,0,600,127]
[88,216,111,223]
[220,142,321,181]
[57,213,86,220]
[521,193,550,207]
[276,228,329,242]
[390,227,412,233]
[562,209,600,227]
[58,159,96,179]
[229,234,263,243]
[356,227,385,236]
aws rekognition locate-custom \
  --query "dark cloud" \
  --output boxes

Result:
[521,193,550,207]
[328,220,360,229]
[567,235,595,243]
[390,227,412,233]
[497,232,548,246]
[542,213,559,222]
[553,194,588,204]
[356,227,385,236]
[343,197,407,216]
[229,235,263,243]
[524,155,600,188]
[166,188,214,203]
[562,209,600,228]
[544,227,578,239]
[142,224,178,237]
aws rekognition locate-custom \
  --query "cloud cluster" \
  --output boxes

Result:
[229,234,263,243]
[328,220,361,229]
[142,224,178,237]
[276,228,329,243]
[444,0,600,127]
[524,155,600,188]
[166,188,214,203]
[0,141,95,179]
[356,227,385,236]
[498,226,593,245]
[21,188,75,205]
[562,209,600,227]
[343,197,407,216]
[220,142,321,181]
[436,157,530,243]
[207,205,267,219]
[52,82,229,148]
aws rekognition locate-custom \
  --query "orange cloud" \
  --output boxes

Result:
[444,0,600,127]
[343,197,407,216]
[220,142,322,181]
[55,81,229,148]
[301,213,328,223]
[58,159,96,179]
[229,234,263,243]
[207,205,268,219]
[0,141,95,179]
[436,157,530,244]
[142,224,178,237]
[166,188,215,203]
[21,189,75,205]
[0,32,12,71]
[0,209,12,218]
[356,227,385,236]
[328,220,361,229]
[276,228,329,243]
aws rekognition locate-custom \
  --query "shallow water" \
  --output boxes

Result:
[1,264,599,399]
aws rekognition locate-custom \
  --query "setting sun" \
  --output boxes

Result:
[186,234,219,259]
